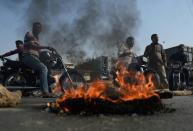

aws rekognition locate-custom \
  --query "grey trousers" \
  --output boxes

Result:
[152,65,169,89]
[22,54,49,93]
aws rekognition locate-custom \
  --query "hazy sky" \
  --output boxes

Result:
[0,0,193,59]
[137,0,193,52]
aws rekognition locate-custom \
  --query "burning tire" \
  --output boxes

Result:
[59,69,86,91]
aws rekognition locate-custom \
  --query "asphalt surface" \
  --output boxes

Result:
[0,96,193,131]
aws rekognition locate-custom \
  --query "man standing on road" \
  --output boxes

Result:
[118,36,137,70]
[144,34,169,89]
[22,22,54,97]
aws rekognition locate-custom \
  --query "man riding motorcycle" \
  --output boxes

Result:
[0,40,24,67]
[22,22,54,98]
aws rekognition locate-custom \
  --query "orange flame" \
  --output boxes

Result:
[53,64,159,111]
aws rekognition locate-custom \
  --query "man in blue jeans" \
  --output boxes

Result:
[22,22,54,98]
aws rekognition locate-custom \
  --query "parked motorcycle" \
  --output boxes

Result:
[168,63,189,91]
[0,48,86,93]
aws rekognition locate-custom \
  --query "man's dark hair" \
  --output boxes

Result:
[126,36,134,41]
[151,34,158,39]
[33,22,41,27]
[15,40,23,45]
[126,36,134,48]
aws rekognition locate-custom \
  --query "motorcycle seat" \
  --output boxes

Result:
[5,60,34,71]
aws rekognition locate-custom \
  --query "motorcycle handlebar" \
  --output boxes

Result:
[0,57,10,62]
[51,49,63,59]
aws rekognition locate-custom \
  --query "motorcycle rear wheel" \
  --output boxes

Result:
[4,73,27,87]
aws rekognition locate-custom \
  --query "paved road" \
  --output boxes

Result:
[0,96,193,131]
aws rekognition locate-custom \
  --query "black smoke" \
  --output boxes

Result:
[3,0,140,63]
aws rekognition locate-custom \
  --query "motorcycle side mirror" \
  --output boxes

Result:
[0,57,6,62]
[0,57,4,61]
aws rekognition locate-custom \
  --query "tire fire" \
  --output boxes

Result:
[49,64,162,114]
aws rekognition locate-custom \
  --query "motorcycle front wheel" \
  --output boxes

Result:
[59,69,86,91]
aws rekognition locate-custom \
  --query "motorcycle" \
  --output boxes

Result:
[168,63,188,91]
[135,56,160,88]
[0,48,86,94]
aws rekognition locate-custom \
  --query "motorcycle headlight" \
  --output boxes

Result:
[50,60,57,66]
